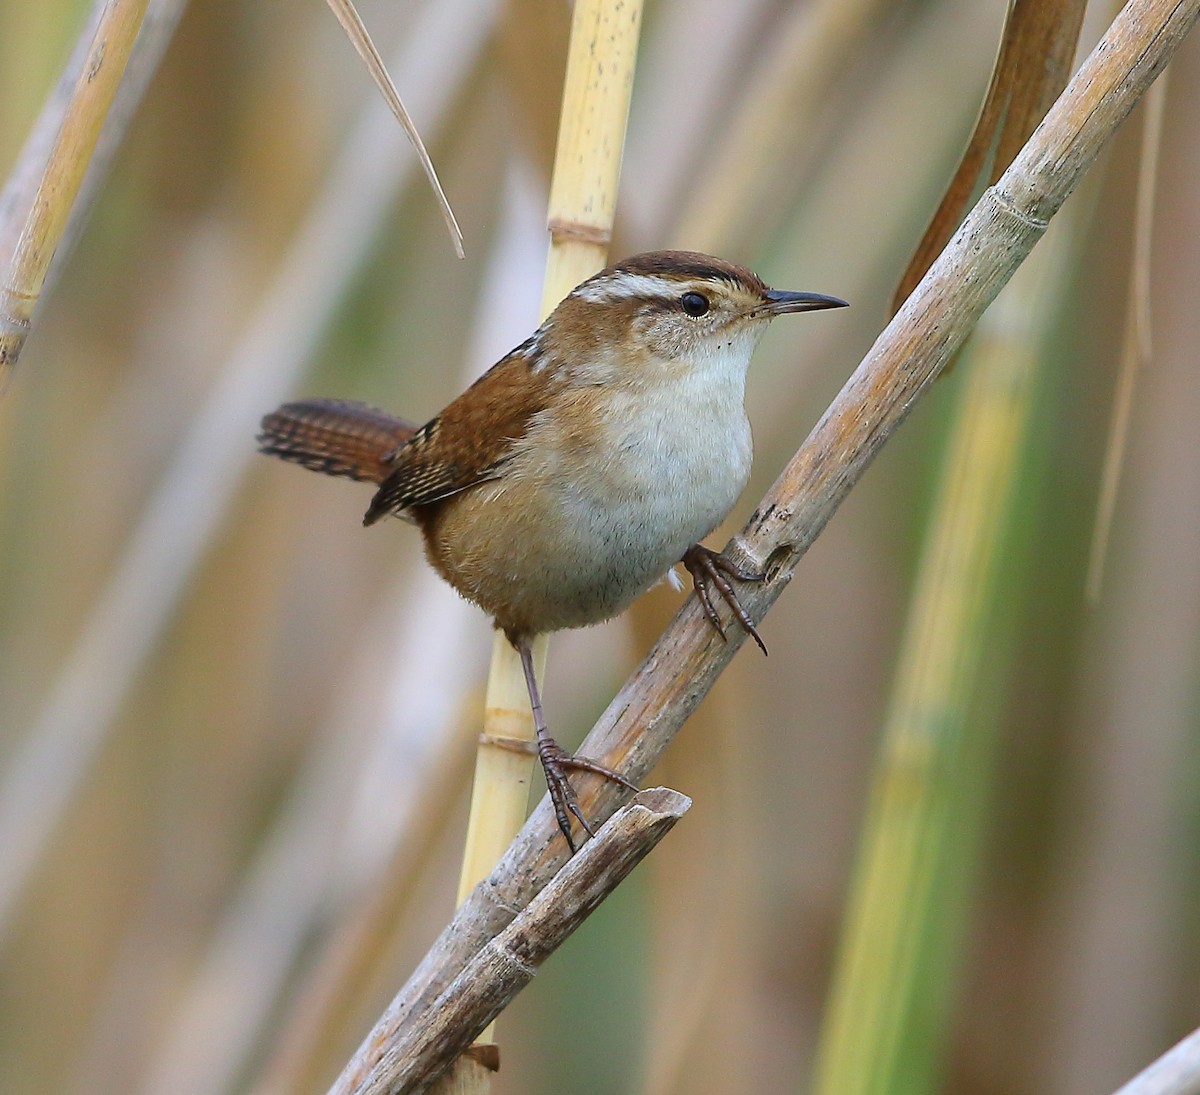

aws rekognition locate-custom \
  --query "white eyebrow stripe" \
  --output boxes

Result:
[572,272,685,303]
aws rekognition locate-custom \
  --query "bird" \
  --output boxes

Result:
[258,250,846,849]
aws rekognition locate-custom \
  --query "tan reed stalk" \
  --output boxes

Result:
[810,212,1080,1095]
[444,3,644,1088]
[0,0,149,385]
[0,0,491,952]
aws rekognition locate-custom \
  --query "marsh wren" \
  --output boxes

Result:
[258,250,846,849]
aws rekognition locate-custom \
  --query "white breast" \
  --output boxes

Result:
[521,343,755,625]
[439,335,761,634]
[583,363,752,556]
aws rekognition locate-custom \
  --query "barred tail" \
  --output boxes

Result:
[257,399,417,485]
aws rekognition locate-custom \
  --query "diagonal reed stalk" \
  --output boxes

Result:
[1110,1024,1200,1095]
[442,3,644,1090]
[326,0,1198,1086]
[0,0,150,385]
[0,0,492,948]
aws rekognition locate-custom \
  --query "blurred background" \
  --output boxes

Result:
[1,1,1198,1093]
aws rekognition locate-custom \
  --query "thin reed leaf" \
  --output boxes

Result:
[1086,75,1166,601]
[323,0,464,258]
[892,0,1087,311]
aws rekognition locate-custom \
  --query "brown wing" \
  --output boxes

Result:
[258,399,417,485]
[363,346,552,525]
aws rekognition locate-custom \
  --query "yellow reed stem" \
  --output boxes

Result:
[0,0,150,383]
[446,0,643,1083]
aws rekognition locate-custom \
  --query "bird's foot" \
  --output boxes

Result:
[681,543,768,655]
[537,736,638,853]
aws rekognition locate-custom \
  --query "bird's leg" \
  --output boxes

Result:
[681,544,768,656]
[513,634,638,852]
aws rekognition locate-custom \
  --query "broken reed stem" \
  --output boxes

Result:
[326,0,1199,1081]
[448,0,644,1079]
[357,789,689,1095]
[0,0,151,384]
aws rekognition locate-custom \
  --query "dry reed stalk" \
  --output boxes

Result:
[0,0,188,307]
[0,0,150,384]
[0,0,493,946]
[1110,1025,1200,1095]
[329,0,1199,1070]
[446,3,643,1087]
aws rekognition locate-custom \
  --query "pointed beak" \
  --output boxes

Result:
[760,289,849,315]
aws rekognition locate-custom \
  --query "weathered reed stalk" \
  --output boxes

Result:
[0,0,188,316]
[443,2,642,1089]
[1110,1024,1200,1095]
[811,212,1080,1095]
[0,0,150,384]
[366,789,688,1095]
[328,0,1199,1076]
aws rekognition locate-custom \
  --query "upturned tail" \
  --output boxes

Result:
[257,399,417,485]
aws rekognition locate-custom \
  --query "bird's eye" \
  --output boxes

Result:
[680,291,710,317]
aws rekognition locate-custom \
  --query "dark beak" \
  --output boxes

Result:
[761,289,849,315]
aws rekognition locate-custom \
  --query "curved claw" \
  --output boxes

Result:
[537,736,639,852]
[681,544,768,656]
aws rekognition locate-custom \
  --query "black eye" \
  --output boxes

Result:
[680,291,710,317]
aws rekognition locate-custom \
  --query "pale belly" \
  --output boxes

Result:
[423,403,752,636]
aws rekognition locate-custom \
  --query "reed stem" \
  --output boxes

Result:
[444,0,644,1086]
